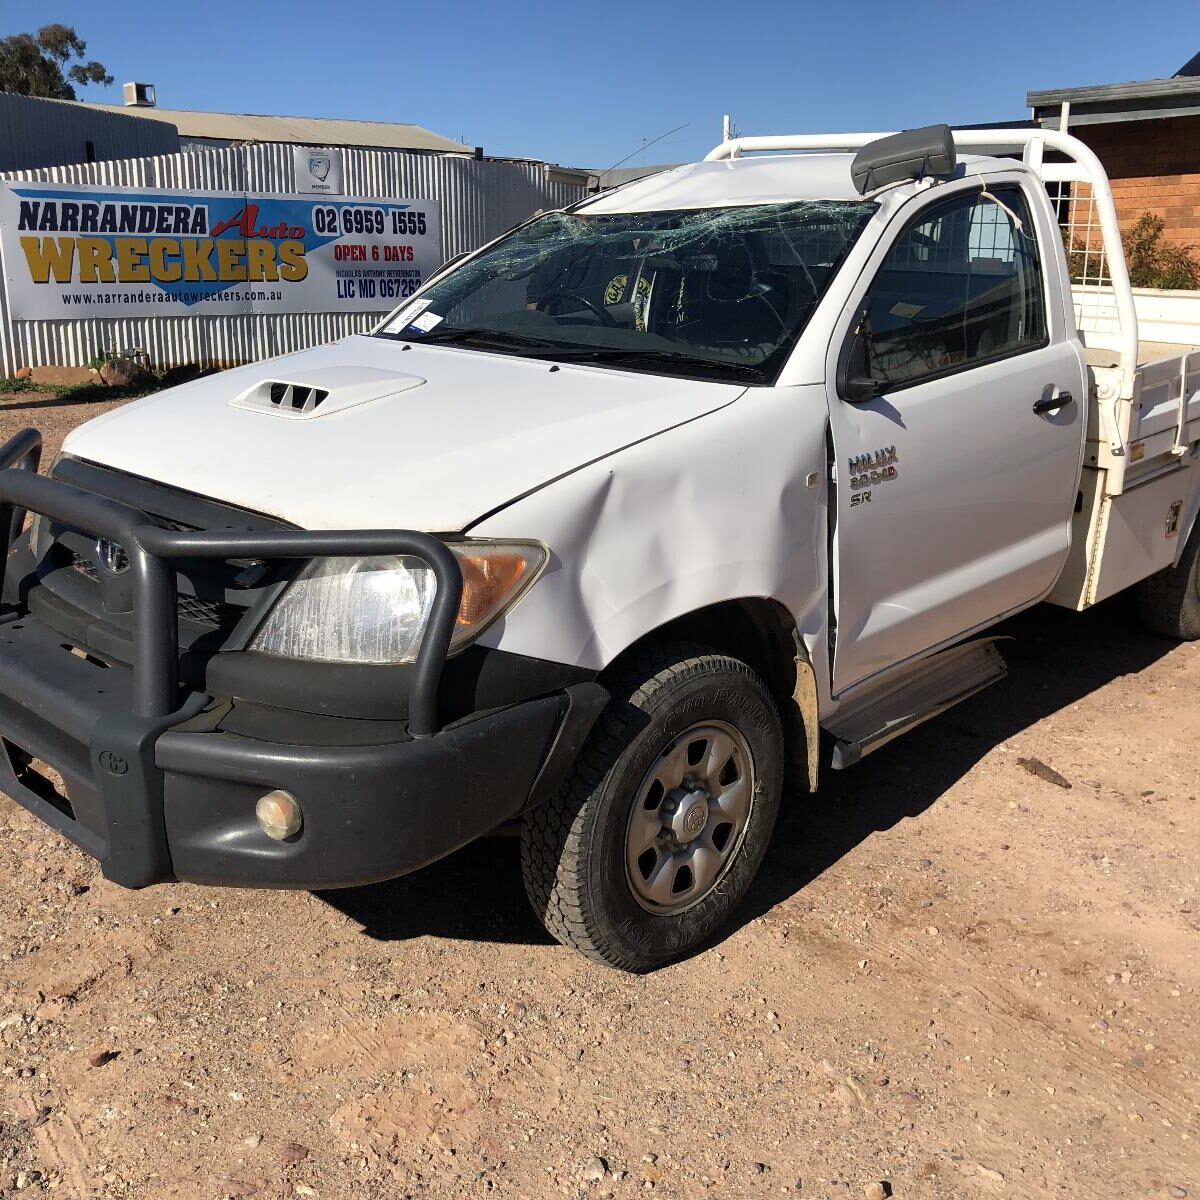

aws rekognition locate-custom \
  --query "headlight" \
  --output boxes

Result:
[247,540,546,664]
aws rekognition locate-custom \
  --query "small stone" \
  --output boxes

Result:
[244,1134,263,1148]
[976,1163,1006,1185]
[295,1188,316,1198]
[753,1163,770,1175]
[279,1143,310,1166]
[1167,1188,1187,1199]
[1017,756,1072,789]
[582,1157,608,1182]
[925,926,940,936]
[87,1049,120,1069]
[642,1155,658,1165]
[864,1184,888,1200]
[14,367,32,379]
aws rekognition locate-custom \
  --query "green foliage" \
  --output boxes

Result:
[1062,211,1200,291]
[0,377,36,394]
[0,24,112,100]
[87,347,151,371]
[1123,213,1200,290]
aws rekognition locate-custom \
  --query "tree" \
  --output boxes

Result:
[0,24,112,100]
[1124,212,1200,291]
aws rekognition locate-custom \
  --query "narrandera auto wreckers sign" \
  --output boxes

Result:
[0,181,441,320]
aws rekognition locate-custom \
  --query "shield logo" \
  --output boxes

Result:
[308,155,331,182]
[95,537,129,575]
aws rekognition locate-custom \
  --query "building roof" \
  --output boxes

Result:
[1027,56,1200,126]
[78,103,474,154]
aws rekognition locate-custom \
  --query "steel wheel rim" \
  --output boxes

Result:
[624,719,757,915]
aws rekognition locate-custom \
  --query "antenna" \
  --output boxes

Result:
[601,122,690,179]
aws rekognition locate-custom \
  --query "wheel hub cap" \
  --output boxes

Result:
[671,789,710,843]
[624,720,757,915]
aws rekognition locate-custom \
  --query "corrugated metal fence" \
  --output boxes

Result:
[0,145,587,374]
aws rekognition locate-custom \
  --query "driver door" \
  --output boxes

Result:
[826,181,1087,695]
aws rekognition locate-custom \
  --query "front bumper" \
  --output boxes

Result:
[0,429,607,890]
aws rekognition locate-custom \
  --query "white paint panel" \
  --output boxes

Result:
[469,385,829,674]
[61,334,742,533]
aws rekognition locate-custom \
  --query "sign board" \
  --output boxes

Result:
[0,181,441,320]
[293,146,344,195]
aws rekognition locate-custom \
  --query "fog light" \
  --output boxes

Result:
[256,789,302,841]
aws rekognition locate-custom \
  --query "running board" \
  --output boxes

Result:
[827,638,1008,769]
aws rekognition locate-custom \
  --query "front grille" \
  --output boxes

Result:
[176,592,246,630]
[72,554,99,582]
[36,461,292,654]
[71,552,247,631]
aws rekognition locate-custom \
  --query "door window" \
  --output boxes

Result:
[856,186,1046,390]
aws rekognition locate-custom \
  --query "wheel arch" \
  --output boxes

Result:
[606,596,820,794]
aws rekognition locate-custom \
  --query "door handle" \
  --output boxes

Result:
[1033,390,1074,415]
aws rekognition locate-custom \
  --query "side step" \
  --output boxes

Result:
[826,638,1008,769]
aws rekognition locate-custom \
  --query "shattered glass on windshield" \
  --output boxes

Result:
[376,201,876,384]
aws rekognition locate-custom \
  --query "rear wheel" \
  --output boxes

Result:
[1136,523,1200,639]
[520,640,783,971]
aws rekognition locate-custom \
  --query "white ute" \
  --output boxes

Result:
[1,125,1197,971]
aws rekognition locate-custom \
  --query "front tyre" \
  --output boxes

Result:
[520,641,784,971]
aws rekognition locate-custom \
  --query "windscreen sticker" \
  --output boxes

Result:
[389,297,432,328]
[889,301,925,318]
[408,309,443,332]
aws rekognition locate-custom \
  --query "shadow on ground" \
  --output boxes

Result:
[0,385,150,412]
[320,591,1178,952]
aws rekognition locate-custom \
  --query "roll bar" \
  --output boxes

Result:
[705,127,1138,401]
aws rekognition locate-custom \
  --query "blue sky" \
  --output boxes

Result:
[8,1,1198,167]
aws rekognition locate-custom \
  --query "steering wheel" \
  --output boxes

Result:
[538,289,620,327]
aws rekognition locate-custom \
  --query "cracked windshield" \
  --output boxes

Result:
[377,201,876,383]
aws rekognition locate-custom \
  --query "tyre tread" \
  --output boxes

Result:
[520,640,771,970]
[1136,527,1200,640]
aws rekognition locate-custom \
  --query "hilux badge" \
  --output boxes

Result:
[95,537,130,575]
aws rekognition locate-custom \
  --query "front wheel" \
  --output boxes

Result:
[520,641,784,971]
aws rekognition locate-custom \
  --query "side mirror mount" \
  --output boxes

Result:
[840,331,880,403]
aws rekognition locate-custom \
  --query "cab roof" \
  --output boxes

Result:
[581,151,1015,213]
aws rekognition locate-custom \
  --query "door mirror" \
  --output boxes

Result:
[841,331,879,403]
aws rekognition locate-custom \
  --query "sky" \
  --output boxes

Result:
[7,0,1199,168]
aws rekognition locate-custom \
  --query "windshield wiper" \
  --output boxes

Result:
[375,326,559,351]
[523,345,761,380]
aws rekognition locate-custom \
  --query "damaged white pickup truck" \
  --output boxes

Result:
[1,125,1197,971]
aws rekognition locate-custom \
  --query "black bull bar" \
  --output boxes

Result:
[0,427,464,885]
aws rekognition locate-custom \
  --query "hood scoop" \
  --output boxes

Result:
[230,364,425,420]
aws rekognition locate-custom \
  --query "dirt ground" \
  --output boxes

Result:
[0,391,1196,1200]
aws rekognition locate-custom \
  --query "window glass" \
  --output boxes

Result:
[376,202,875,385]
[860,186,1046,389]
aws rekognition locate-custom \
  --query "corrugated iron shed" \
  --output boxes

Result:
[0,93,179,171]
[78,103,474,154]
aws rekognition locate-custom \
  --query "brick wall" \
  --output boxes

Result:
[1073,116,1200,247]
